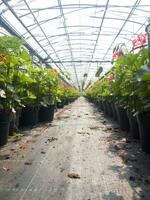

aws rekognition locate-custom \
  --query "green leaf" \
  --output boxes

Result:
[136,64,150,81]
[20,50,31,61]
[6,85,15,93]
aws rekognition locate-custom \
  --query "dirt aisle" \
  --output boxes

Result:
[0,97,150,200]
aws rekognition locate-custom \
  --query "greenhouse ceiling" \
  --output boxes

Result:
[0,0,150,90]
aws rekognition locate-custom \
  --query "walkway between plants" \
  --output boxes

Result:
[0,97,150,200]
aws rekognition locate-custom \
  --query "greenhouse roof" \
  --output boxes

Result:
[0,0,150,90]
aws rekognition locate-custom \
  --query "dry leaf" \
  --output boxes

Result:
[24,162,32,165]
[68,173,80,179]
[89,126,100,130]
[3,165,11,172]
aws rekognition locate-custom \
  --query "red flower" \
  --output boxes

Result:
[107,74,114,82]
[113,52,121,60]
[132,33,147,48]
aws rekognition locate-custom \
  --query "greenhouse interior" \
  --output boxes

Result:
[0,0,150,199]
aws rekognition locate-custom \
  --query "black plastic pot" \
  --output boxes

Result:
[57,102,64,109]
[95,101,99,107]
[20,107,39,127]
[111,103,117,121]
[64,99,69,105]
[102,101,109,115]
[127,110,139,139]
[9,109,22,135]
[115,105,130,131]
[0,110,11,146]
[0,110,10,122]
[137,114,150,154]
[39,105,55,122]
[0,122,11,146]
[98,101,103,110]
[68,97,75,103]
[101,101,105,111]
[106,102,113,118]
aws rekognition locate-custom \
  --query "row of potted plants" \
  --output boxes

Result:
[0,36,80,147]
[85,48,150,153]
[62,84,80,105]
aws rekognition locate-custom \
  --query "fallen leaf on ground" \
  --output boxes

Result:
[68,173,80,179]
[24,162,32,165]
[19,146,26,150]
[106,127,113,131]
[5,155,10,160]
[89,126,100,130]
[103,127,119,132]
[45,137,58,143]
[3,165,11,171]
[60,168,65,172]
[63,115,70,119]
[13,138,22,142]
[12,133,24,142]
[10,149,15,151]
[41,151,46,154]
[77,132,90,135]
[57,115,69,120]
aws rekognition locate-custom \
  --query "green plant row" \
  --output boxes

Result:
[0,36,80,112]
[85,48,150,116]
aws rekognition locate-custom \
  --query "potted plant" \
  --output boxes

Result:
[135,63,150,153]
[0,36,30,145]
[38,68,59,122]
[57,82,66,108]
[62,85,80,105]
[115,49,149,144]
[113,52,141,132]
[19,66,43,126]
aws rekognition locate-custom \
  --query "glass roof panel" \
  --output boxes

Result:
[0,0,150,89]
